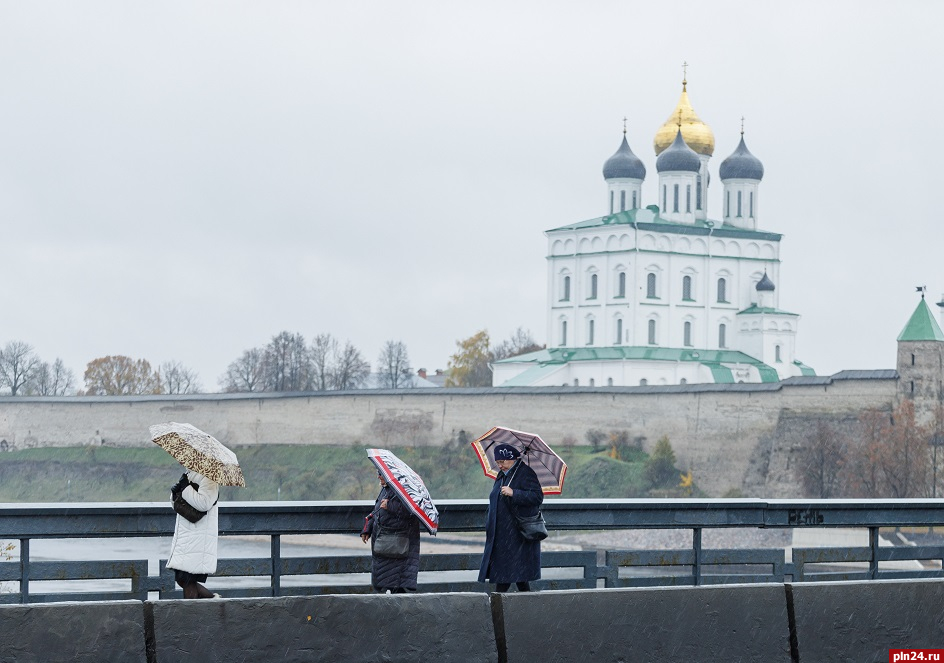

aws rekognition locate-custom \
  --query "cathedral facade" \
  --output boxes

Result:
[493,76,815,387]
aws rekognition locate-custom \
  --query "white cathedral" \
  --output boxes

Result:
[493,75,814,387]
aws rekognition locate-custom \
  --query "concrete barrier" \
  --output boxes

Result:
[790,579,944,661]
[148,593,497,663]
[492,583,792,663]
[0,600,146,663]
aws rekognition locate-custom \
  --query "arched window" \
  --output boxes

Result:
[648,319,657,344]
[639,378,648,386]
[682,275,693,301]
[587,319,595,345]
[696,175,702,210]
[662,185,667,212]
[615,318,623,345]
[737,191,742,217]
[632,191,637,209]
[607,377,613,386]
[775,345,782,363]
[620,190,626,212]
[683,321,692,346]
[647,273,657,299]
[574,379,579,386]
[719,323,727,348]
[673,184,679,213]
[685,184,691,213]
[560,320,567,346]
[562,275,571,301]
[749,191,754,218]
[609,191,614,214]
[617,272,626,298]
[589,273,598,299]
[725,191,730,217]
[717,278,727,303]
[589,378,595,387]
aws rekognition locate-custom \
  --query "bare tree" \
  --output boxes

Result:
[377,340,414,389]
[27,358,76,396]
[491,327,544,361]
[310,333,337,391]
[846,403,932,498]
[263,331,311,392]
[83,356,161,395]
[220,348,266,393]
[332,341,369,390]
[159,360,202,394]
[0,341,41,396]
[796,422,847,498]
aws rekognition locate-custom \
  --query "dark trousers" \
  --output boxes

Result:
[496,581,530,592]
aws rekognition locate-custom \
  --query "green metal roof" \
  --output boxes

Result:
[494,346,782,383]
[897,298,944,342]
[736,304,799,317]
[546,207,782,242]
[793,360,816,376]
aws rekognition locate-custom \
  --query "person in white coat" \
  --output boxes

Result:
[166,469,220,599]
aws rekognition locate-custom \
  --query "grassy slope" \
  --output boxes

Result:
[0,444,660,503]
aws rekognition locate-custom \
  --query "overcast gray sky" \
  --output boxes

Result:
[0,2,940,390]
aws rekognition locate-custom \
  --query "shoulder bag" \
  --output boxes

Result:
[171,487,218,524]
[373,525,411,558]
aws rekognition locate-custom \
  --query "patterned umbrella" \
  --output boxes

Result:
[471,426,568,495]
[366,448,439,535]
[150,422,246,487]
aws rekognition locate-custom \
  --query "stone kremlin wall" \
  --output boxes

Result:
[0,371,899,497]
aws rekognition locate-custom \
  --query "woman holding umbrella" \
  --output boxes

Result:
[361,448,439,594]
[477,443,544,592]
[150,422,246,600]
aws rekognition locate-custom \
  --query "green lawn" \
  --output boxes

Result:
[0,443,677,502]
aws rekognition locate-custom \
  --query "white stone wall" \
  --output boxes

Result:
[0,376,897,497]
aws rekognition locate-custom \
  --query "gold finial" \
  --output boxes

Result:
[740,116,745,135]
[682,61,688,90]
[623,116,627,135]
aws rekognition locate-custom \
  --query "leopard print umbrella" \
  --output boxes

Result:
[150,422,246,487]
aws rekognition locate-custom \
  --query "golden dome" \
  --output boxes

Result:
[653,80,715,157]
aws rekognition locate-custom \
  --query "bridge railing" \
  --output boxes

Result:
[1,499,943,603]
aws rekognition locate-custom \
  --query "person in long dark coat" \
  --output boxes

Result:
[477,443,544,592]
[360,472,421,593]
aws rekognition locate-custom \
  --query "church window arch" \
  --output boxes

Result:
[560,273,571,302]
[680,378,688,385]
[749,191,754,218]
[737,191,743,217]
[607,378,613,386]
[615,317,623,345]
[648,319,657,345]
[662,185,667,212]
[587,317,595,345]
[560,320,568,346]
[673,184,679,213]
[717,277,728,303]
[639,378,648,386]
[647,272,658,299]
[683,320,693,347]
[589,378,595,386]
[719,323,727,348]
[775,345,782,363]
[617,271,626,298]
[685,184,691,213]
[588,272,598,300]
[696,175,702,210]
[609,191,614,214]
[725,191,730,217]
[682,275,693,301]
[632,191,637,209]
[620,190,626,212]
[574,379,579,387]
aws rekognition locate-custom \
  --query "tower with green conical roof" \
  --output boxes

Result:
[896,292,944,426]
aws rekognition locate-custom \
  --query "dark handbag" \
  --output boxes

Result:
[511,505,548,541]
[373,526,411,559]
[171,481,218,524]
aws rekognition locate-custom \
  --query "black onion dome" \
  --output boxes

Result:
[603,136,646,180]
[719,135,764,181]
[755,272,775,291]
[655,129,701,173]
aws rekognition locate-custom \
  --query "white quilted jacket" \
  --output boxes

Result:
[166,470,220,575]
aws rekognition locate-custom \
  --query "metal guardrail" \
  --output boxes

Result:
[1,499,943,603]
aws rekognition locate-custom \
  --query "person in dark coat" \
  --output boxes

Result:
[361,472,421,593]
[477,443,544,592]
